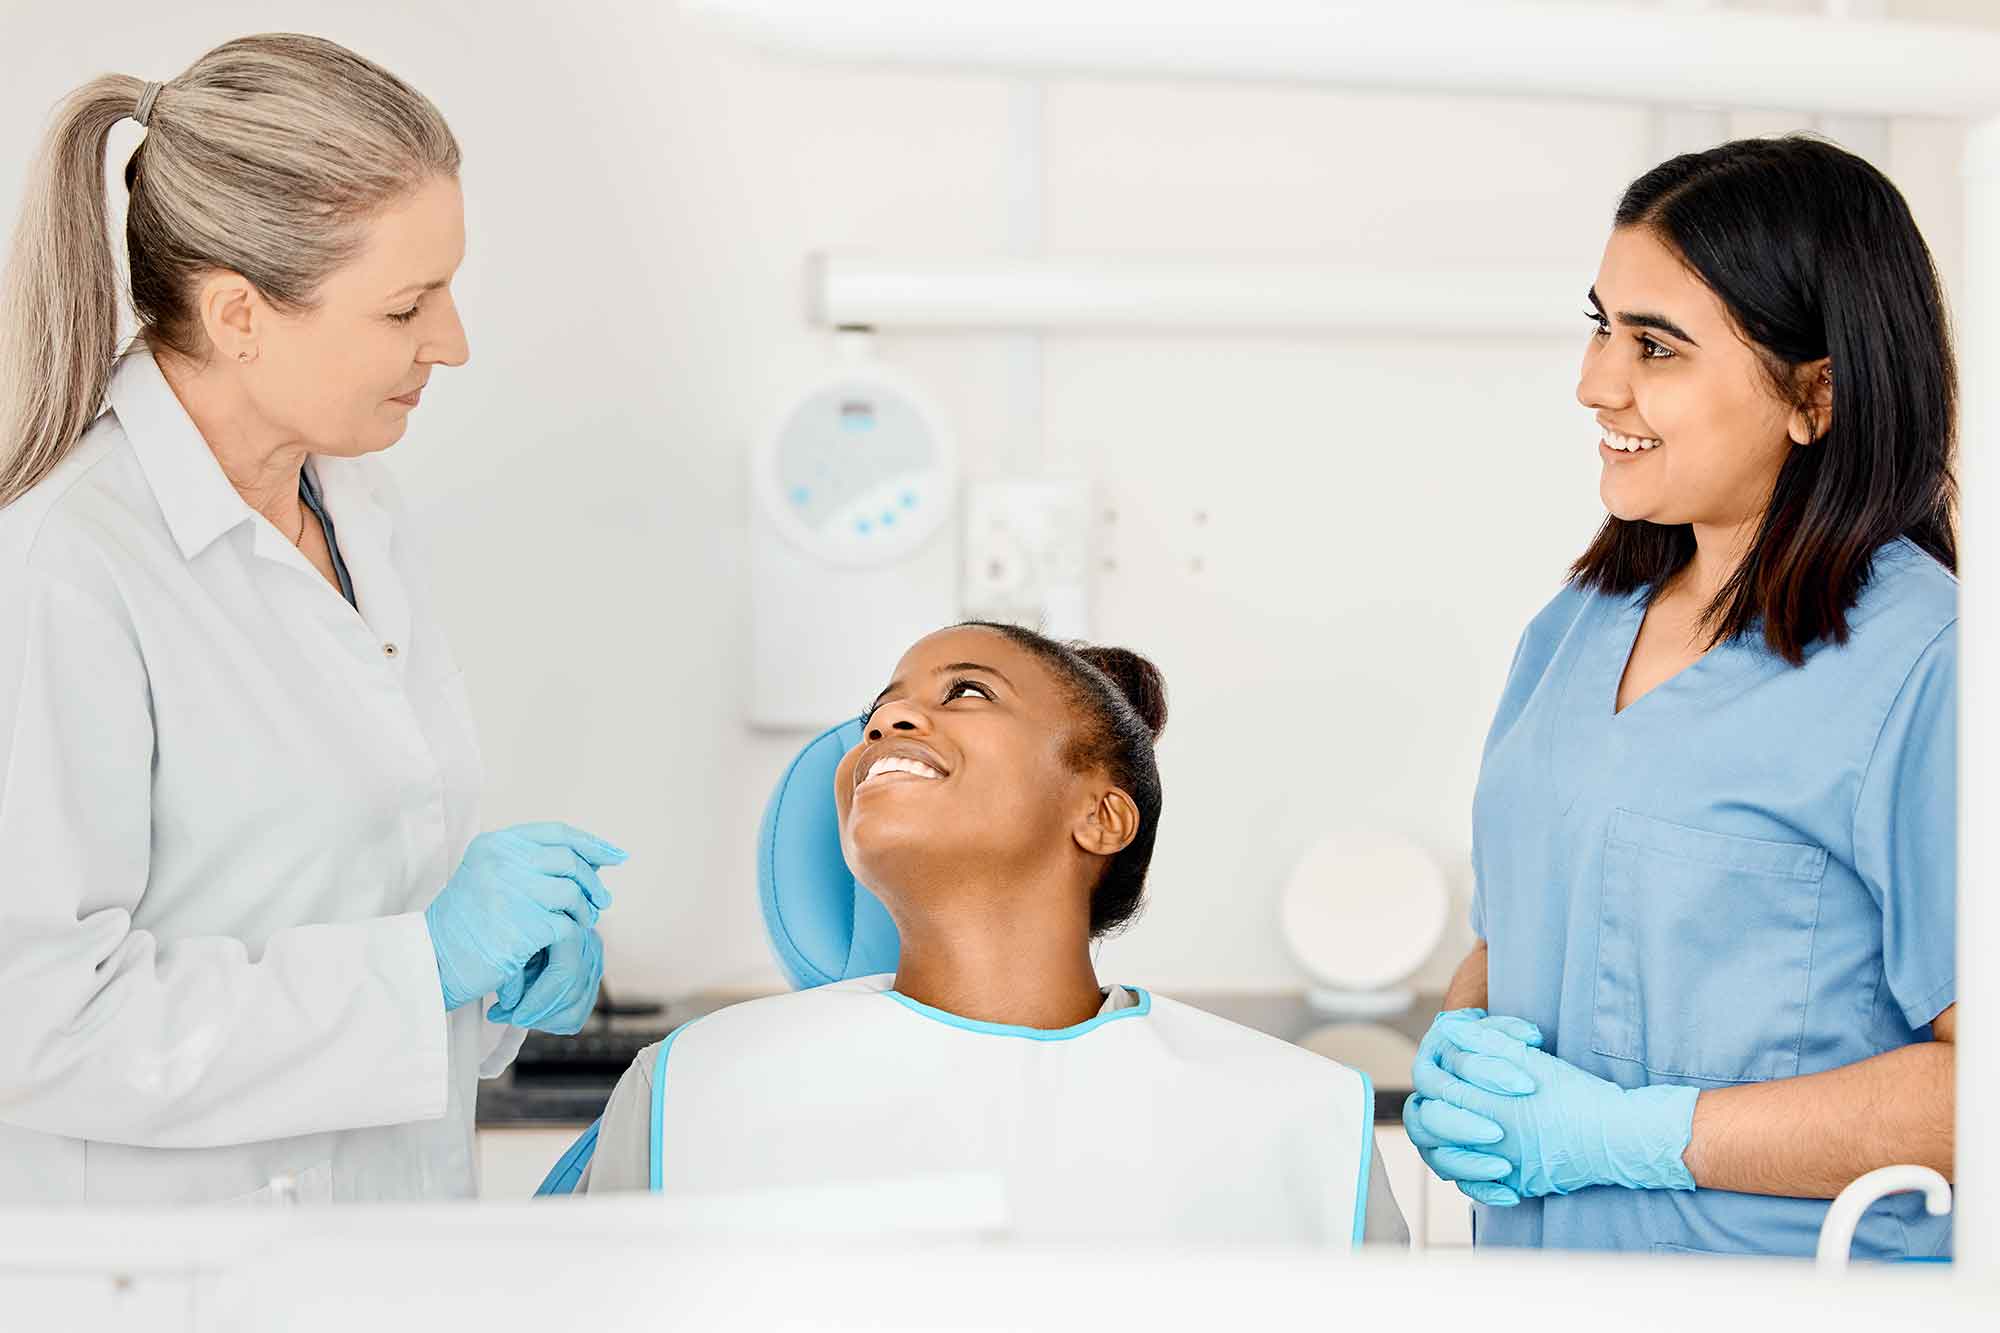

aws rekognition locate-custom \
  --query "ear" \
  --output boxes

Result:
[1072,786,1140,860]
[195,271,263,364]
[1787,358,1833,446]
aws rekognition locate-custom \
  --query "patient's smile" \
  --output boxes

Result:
[859,755,946,789]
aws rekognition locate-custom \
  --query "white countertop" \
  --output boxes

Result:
[0,1191,1988,1332]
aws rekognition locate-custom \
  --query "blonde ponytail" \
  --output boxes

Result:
[0,35,460,508]
[0,74,144,508]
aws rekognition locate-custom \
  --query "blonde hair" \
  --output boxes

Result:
[0,33,460,507]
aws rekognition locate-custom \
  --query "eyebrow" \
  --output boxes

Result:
[1588,286,1700,347]
[869,661,1016,713]
[385,277,452,302]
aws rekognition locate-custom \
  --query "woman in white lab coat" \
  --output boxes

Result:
[0,34,624,1204]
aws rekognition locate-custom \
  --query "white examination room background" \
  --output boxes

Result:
[0,0,1988,1002]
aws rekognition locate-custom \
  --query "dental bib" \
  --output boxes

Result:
[642,973,1376,1245]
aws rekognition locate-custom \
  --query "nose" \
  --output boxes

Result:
[1576,335,1630,414]
[421,289,471,368]
[864,698,929,742]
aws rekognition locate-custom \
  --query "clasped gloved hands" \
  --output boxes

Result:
[424,822,626,1020]
[1403,1009,1546,1207]
[1406,1009,1701,1204]
[487,927,605,1035]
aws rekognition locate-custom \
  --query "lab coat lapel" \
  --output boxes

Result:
[106,352,257,560]
[305,455,413,658]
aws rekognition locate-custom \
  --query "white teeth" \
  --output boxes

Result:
[1600,428,1664,454]
[1604,427,1661,453]
[862,756,944,785]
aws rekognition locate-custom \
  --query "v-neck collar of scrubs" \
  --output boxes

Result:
[1604,587,1720,720]
[1547,587,1771,814]
[1597,585,1767,722]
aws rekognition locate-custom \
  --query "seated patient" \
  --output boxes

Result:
[579,621,1404,1245]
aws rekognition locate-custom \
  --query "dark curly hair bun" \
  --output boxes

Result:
[1075,645,1168,742]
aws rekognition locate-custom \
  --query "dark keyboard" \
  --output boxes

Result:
[512,1027,674,1082]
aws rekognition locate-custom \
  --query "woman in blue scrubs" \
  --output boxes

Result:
[1403,136,1957,1260]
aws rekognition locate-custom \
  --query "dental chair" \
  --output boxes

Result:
[535,718,883,1195]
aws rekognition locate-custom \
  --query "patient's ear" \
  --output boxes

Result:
[1073,787,1139,859]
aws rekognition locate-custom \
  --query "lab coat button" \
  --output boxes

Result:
[382,642,399,659]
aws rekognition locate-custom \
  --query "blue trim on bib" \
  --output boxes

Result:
[1352,1070,1375,1247]
[648,1022,698,1193]
[883,986,1152,1040]
[534,1118,601,1197]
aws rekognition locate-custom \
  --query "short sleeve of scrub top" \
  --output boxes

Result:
[1851,622,1957,1029]
[1466,537,1956,1260]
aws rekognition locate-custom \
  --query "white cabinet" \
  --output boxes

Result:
[477,1126,588,1200]
[1374,1124,1474,1248]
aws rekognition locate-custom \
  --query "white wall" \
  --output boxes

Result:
[1,0,1989,998]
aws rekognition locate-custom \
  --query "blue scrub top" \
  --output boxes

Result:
[1470,537,1957,1260]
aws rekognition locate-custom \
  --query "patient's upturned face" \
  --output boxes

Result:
[835,627,1086,905]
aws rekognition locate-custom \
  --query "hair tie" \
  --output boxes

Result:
[134,81,163,128]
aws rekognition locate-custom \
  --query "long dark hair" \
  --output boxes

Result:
[1571,135,1956,665]
[961,622,1167,937]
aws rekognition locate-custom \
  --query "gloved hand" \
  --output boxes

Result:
[1405,1009,1548,1207]
[1404,1092,1522,1208]
[1412,1022,1700,1198]
[488,928,604,1034]
[425,822,626,1011]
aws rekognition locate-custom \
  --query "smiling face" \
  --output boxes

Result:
[219,174,470,457]
[1579,225,1821,535]
[833,627,1129,922]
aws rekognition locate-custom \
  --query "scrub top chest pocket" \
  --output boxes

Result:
[1592,809,1828,1084]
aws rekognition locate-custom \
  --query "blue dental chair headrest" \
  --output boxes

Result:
[757,717,902,989]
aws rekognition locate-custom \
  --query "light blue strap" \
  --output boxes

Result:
[648,1022,698,1193]
[1352,1071,1375,1247]
[533,1118,602,1197]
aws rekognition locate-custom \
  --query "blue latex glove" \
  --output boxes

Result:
[488,928,604,1034]
[491,948,548,1017]
[1413,1023,1701,1198]
[1405,1009,1548,1207]
[425,822,626,1011]
[1403,1093,1521,1208]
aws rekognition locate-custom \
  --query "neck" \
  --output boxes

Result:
[1677,515,1759,607]
[889,876,1103,1030]
[156,350,309,535]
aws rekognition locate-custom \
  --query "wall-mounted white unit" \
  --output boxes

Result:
[748,346,960,730]
[961,476,1094,639]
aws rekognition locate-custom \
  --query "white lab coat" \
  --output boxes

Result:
[0,351,521,1204]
